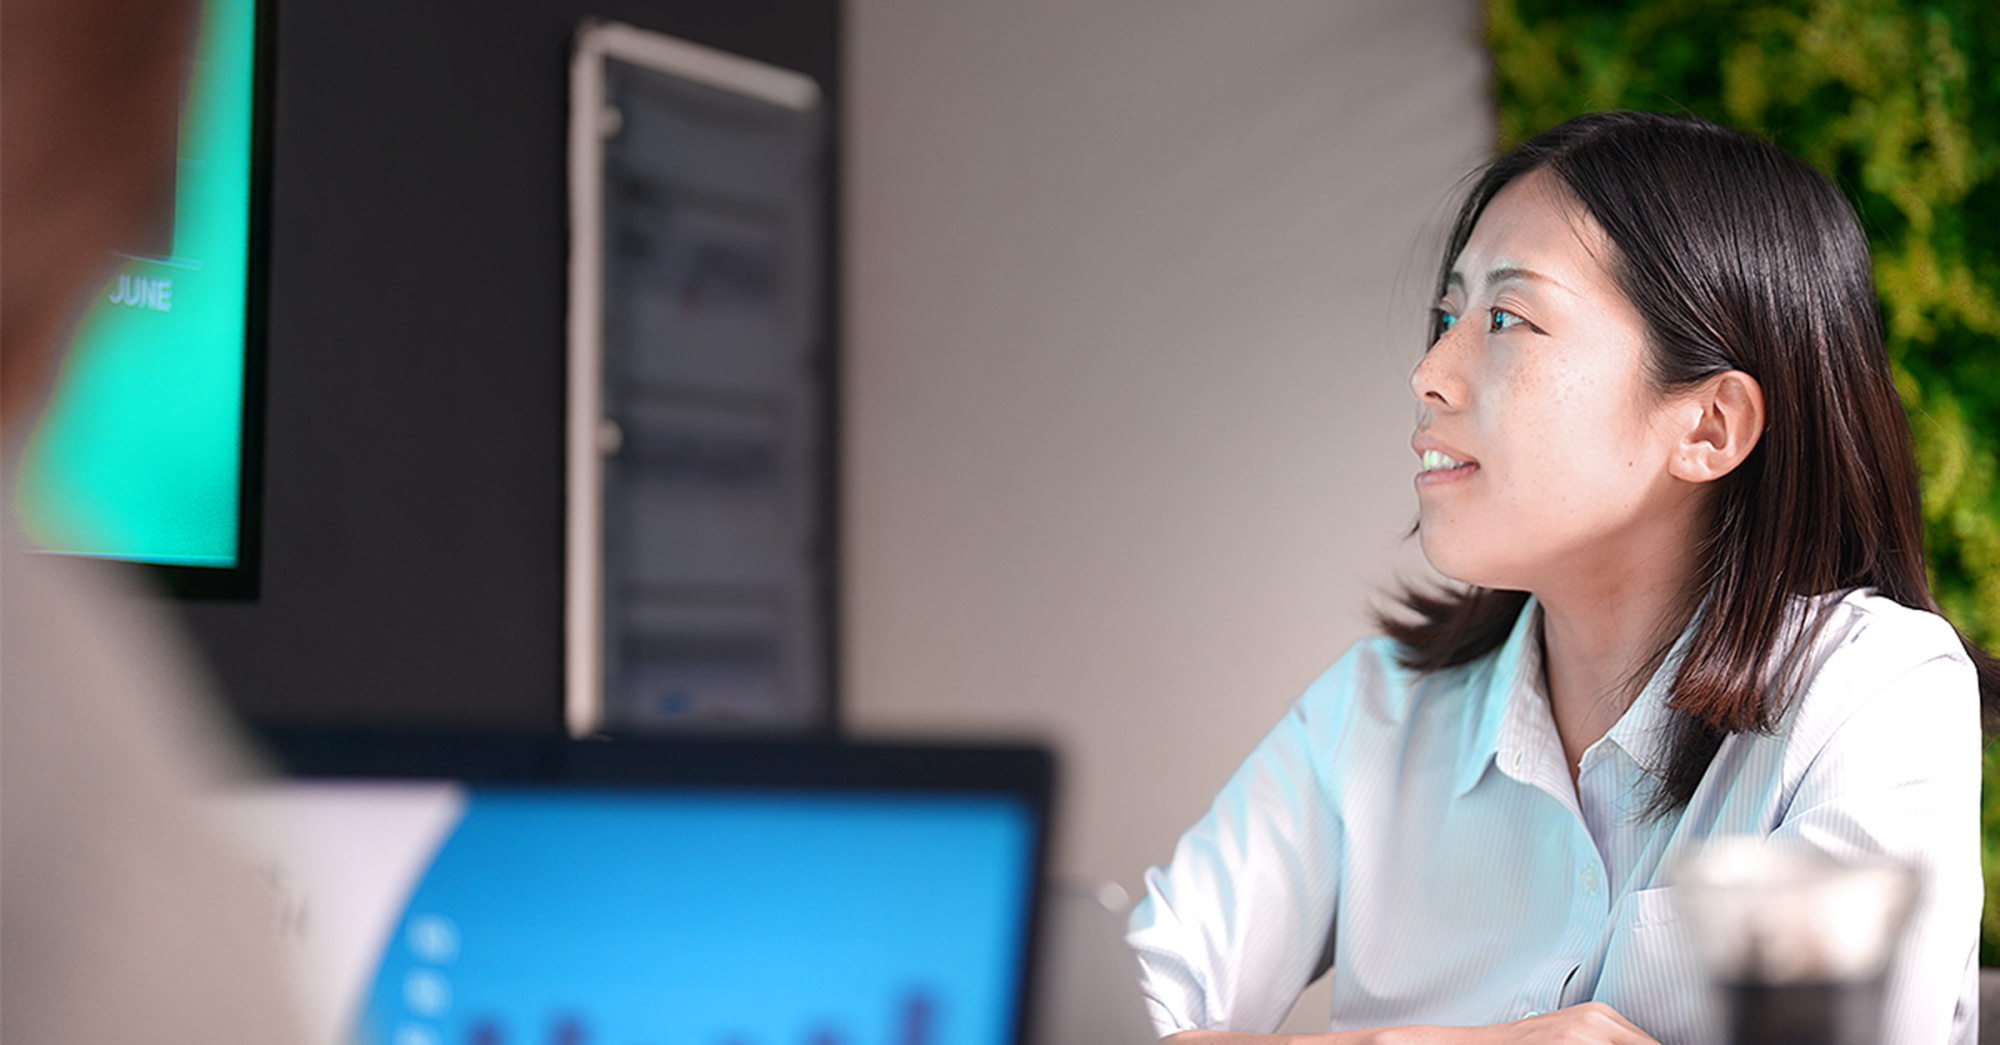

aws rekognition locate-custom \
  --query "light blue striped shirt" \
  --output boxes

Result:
[1129,591,1980,1044]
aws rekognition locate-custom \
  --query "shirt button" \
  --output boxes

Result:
[1580,865,1601,892]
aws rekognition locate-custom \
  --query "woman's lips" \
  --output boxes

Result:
[1415,447,1478,487]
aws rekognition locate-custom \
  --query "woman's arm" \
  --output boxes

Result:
[1164,1003,1662,1045]
[1129,677,1348,1033]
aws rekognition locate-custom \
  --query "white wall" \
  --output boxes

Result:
[843,1,1491,1030]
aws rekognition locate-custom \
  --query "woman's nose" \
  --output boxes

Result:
[1410,326,1465,411]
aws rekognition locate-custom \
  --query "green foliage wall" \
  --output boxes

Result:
[1483,0,2000,957]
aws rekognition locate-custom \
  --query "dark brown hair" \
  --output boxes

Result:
[1380,110,2000,812]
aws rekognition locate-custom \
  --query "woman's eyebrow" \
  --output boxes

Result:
[1446,265,1569,297]
[1487,265,1559,288]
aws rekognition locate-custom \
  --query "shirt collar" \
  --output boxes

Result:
[1453,596,1544,797]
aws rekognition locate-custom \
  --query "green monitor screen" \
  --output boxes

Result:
[15,0,269,598]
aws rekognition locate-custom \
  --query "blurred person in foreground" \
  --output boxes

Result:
[1,0,302,1042]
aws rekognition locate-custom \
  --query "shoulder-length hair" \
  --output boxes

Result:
[1381,110,2000,812]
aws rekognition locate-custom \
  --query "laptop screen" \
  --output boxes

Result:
[224,735,1053,1045]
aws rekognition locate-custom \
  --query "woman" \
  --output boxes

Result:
[1128,111,1992,1044]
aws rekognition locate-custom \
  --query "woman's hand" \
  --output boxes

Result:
[1166,1002,1663,1045]
[1434,1003,1662,1044]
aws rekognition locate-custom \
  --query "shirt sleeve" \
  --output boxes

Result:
[1125,659,1353,1035]
[1769,635,1982,1045]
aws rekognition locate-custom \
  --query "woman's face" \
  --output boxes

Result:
[1411,169,1706,598]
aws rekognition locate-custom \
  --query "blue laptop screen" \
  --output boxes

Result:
[237,782,1040,1045]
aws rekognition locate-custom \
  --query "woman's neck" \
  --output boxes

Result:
[1535,549,1702,784]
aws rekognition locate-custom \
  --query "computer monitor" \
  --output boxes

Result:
[14,0,272,598]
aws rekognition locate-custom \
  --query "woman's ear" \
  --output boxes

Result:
[1668,370,1765,483]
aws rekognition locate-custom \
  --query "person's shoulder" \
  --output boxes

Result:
[1819,589,1968,670]
[1293,633,1491,732]
[1300,633,1417,697]
[1785,588,1974,733]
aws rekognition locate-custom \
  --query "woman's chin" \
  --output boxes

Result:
[1416,532,1477,587]
[1415,540,1519,593]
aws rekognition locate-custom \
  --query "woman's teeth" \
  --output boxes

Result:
[1420,450,1468,473]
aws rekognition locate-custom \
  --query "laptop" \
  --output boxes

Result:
[219,730,1055,1045]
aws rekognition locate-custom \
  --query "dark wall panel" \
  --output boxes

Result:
[177,0,839,730]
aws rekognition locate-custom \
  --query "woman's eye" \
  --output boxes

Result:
[1489,308,1526,332]
[1432,308,1458,334]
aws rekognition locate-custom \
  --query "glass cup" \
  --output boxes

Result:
[1669,837,1917,1045]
